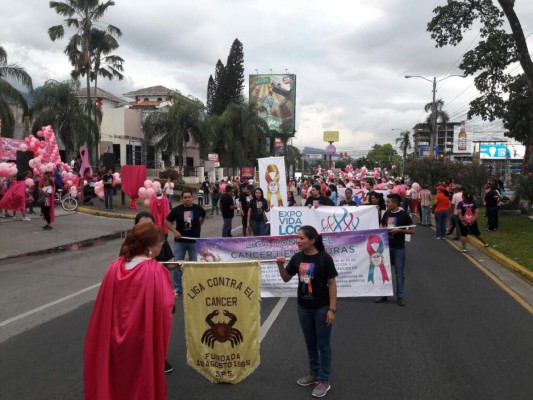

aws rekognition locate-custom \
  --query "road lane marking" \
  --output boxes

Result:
[0,283,101,327]
[260,297,288,342]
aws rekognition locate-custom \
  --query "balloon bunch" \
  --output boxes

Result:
[137,179,161,207]
[93,173,122,200]
[20,126,71,177]
[0,162,18,178]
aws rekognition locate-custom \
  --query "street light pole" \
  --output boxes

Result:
[405,74,464,158]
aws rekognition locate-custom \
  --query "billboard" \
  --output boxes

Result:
[0,137,24,161]
[453,121,472,153]
[419,146,439,157]
[479,144,525,159]
[249,74,296,133]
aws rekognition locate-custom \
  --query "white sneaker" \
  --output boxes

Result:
[22,217,31,221]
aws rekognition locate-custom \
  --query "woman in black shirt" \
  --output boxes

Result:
[276,226,338,398]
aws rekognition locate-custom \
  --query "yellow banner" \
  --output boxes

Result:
[182,261,261,383]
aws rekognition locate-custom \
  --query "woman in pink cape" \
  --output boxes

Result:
[0,174,30,220]
[84,223,174,400]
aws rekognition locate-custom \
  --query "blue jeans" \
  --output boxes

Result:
[390,247,406,299]
[298,306,332,382]
[421,206,432,226]
[211,201,219,215]
[435,210,449,238]
[222,217,233,237]
[104,187,113,209]
[173,241,198,293]
[166,194,173,207]
[250,220,266,236]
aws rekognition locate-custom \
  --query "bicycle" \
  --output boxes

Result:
[54,189,78,211]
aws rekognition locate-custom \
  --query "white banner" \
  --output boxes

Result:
[258,157,287,208]
[269,205,379,236]
[196,230,394,297]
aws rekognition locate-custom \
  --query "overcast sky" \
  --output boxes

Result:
[2,0,532,156]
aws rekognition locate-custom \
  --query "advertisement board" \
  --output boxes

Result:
[240,167,255,184]
[419,146,439,157]
[453,121,472,153]
[207,153,220,167]
[249,74,296,133]
[479,144,525,159]
[0,137,24,161]
[323,131,339,142]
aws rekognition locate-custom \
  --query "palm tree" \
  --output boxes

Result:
[424,98,450,155]
[49,0,121,161]
[143,92,207,177]
[30,79,97,160]
[395,130,411,175]
[208,102,269,175]
[0,45,33,137]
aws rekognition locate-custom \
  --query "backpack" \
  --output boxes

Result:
[463,204,475,224]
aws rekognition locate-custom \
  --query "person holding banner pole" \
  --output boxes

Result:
[276,226,338,398]
[165,190,206,295]
[375,193,415,306]
[305,184,334,207]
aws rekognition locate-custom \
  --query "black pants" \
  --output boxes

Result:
[42,206,51,224]
[487,206,499,230]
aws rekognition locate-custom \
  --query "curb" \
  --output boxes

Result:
[77,207,135,220]
[466,236,533,285]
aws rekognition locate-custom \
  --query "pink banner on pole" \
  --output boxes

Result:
[121,165,147,209]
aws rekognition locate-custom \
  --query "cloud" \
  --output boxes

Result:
[1,0,532,156]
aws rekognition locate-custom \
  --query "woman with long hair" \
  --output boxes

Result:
[85,223,174,400]
[39,176,54,230]
[276,226,338,398]
[247,187,269,236]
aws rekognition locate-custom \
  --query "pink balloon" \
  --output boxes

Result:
[25,178,34,187]
[152,181,161,190]
[138,187,147,198]
[46,163,54,172]
[66,172,73,179]
[114,177,121,185]
[39,165,47,173]
[33,167,40,176]
[37,131,44,137]
[29,160,35,168]
[143,199,151,207]
[97,191,104,200]
[144,180,152,189]
[145,188,155,199]
[19,144,28,152]
[66,180,73,186]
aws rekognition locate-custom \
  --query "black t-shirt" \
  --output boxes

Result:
[103,174,113,188]
[166,204,206,243]
[286,251,338,309]
[380,209,413,249]
[201,181,210,193]
[249,198,268,222]
[484,190,500,208]
[305,195,334,207]
[220,193,235,218]
[239,192,252,214]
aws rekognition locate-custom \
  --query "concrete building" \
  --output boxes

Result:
[412,122,472,162]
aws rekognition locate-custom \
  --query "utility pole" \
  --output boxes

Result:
[431,77,437,158]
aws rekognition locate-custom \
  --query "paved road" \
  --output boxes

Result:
[1,211,532,400]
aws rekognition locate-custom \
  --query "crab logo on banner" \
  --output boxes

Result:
[183,261,260,384]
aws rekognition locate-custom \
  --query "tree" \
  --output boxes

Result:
[206,75,215,115]
[427,0,533,172]
[0,45,33,137]
[143,92,207,176]
[208,39,245,116]
[395,130,412,175]
[49,0,121,161]
[30,79,96,160]
[224,39,245,105]
[207,102,269,174]
[366,144,401,169]
[284,144,301,176]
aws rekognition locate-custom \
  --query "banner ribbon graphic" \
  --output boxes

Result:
[265,164,282,208]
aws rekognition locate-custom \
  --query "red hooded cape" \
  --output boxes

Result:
[84,257,174,400]
[0,180,26,211]
[149,195,170,234]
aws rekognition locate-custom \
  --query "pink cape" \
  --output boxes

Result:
[0,180,26,211]
[149,195,170,234]
[84,257,174,400]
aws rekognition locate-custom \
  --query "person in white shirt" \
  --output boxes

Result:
[163,177,174,206]
[448,185,463,240]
